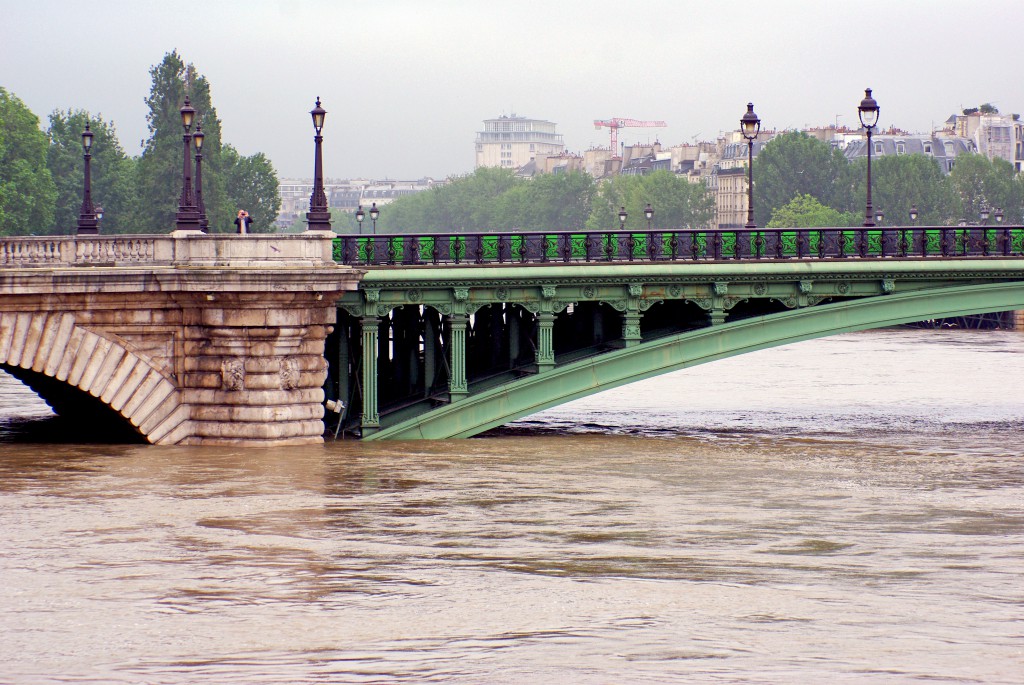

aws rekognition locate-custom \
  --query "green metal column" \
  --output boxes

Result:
[448,313,469,400]
[360,315,380,432]
[536,312,555,372]
[336,318,350,406]
[622,306,642,347]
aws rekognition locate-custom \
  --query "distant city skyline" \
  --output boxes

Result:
[3,0,1024,180]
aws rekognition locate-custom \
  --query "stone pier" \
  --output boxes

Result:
[0,233,361,446]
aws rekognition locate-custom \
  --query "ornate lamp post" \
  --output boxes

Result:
[644,203,654,230]
[994,207,1004,223]
[858,88,880,228]
[980,205,990,224]
[875,209,884,225]
[909,205,918,223]
[618,206,628,230]
[175,97,201,231]
[306,97,332,231]
[76,123,98,235]
[740,102,761,229]
[355,205,365,234]
[193,124,208,232]
[369,202,380,235]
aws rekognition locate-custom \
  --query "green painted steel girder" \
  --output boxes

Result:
[363,279,1024,440]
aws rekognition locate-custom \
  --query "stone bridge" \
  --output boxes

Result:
[0,233,360,445]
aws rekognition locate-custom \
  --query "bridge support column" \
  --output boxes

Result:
[360,315,380,433]
[622,307,642,347]
[536,312,555,372]
[448,313,469,400]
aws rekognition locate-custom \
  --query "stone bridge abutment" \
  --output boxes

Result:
[0,234,361,445]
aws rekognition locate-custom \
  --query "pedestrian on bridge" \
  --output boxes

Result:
[234,210,252,234]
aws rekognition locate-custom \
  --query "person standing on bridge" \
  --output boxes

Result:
[234,209,252,234]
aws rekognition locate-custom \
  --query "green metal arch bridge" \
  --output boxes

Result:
[326,225,1024,440]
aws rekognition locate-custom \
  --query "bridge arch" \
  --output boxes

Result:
[366,280,1024,440]
[0,312,188,444]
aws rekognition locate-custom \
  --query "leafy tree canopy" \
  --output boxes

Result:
[0,87,57,235]
[47,109,136,234]
[752,131,855,226]
[766,193,856,228]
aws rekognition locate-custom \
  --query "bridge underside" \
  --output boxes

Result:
[326,261,1024,440]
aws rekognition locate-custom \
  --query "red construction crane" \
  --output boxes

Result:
[594,118,668,157]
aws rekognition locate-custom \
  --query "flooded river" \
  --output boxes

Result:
[1,329,1022,683]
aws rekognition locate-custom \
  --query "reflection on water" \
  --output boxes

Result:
[1,330,1022,683]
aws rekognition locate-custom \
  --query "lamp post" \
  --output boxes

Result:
[193,124,208,232]
[618,206,627,230]
[306,96,332,231]
[858,88,879,228]
[175,97,201,231]
[980,205,990,224]
[875,210,884,225]
[644,203,654,230]
[369,202,379,235]
[740,102,761,229]
[909,205,918,223]
[355,205,365,234]
[76,123,98,235]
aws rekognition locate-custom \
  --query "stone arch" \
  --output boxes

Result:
[365,280,1024,440]
[0,312,188,444]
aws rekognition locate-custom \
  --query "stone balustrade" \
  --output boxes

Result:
[0,233,336,268]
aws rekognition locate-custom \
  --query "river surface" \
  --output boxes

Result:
[0,329,1022,683]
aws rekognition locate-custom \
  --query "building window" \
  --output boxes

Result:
[896,142,905,155]
[874,142,884,154]
[924,142,932,155]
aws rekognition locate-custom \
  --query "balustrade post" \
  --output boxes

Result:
[360,316,380,433]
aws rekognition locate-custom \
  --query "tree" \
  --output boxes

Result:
[586,171,715,231]
[221,145,280,233]
[46,109,136,234]
[496,171,595,231]
[377,167,522,233]
[859,154,959,226]
[766,193,856,228]
[135,51,249,233]
[0,87,57,235]
[752,131,855,226]
[947,154,1018,223]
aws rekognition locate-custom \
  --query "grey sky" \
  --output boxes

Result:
[3,0,1022,181]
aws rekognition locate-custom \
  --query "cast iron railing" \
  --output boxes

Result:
[334,226,1024,267]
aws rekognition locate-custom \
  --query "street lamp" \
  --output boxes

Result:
[618,206,628,230]
[909,205,918,223]
[306,96,332,231]
[355,204,365,234]
[980,205,990,224]
[369,202,379,235]
[644,203,654,230]
[994,207,1004,223]
[76,123,98,235]
[875,209,884,225]
[740,102,761,229]
[858,88,880,227]
[175,97,201,231]
[193,123,208,232]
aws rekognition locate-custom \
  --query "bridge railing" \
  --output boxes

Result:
[333,226,1024,266]
[0,234,338,268]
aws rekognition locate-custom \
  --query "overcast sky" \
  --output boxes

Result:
[4,0,1023,181]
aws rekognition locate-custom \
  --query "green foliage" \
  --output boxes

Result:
[46,110,136,234]
[586,171,715,231]
[947,153,1021,223]
[858,154,959,226]
[979,103,999,115]
[752,131,855,226]
[376,167,523,233]
[766,193,856,228]
[134,51,278,233]
[221,146,280,233]
[0,87,57,235]
[496,171,596,231]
